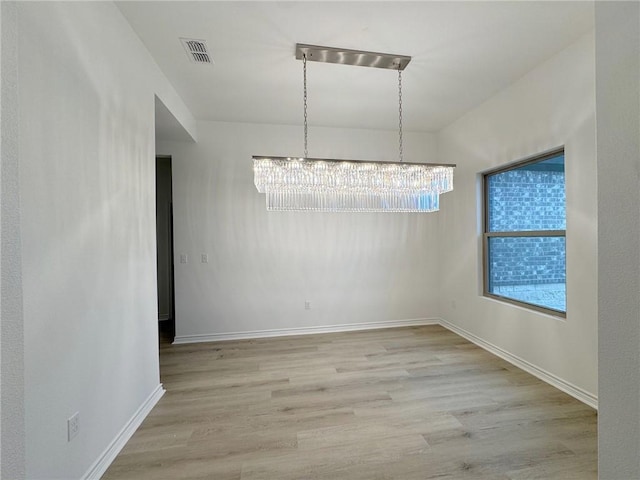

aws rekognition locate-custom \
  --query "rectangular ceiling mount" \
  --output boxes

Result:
[295,44,411,70]
[180,38,213,64]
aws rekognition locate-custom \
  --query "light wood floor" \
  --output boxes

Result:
[103,325,597,480]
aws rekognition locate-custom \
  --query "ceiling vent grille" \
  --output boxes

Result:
[180,38,213,64]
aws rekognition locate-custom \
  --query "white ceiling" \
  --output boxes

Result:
[118,1,594,134]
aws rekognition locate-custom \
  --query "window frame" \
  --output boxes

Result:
[482,148,566,318]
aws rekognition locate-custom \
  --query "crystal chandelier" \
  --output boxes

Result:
[253,44,455,213]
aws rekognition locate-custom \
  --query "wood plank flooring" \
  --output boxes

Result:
[103,325,597,479]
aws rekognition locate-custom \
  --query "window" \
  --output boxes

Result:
[483,149,566,316]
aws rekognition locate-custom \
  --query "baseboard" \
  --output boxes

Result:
[438,318,598,410]
[173,318,439,344]
[81,384,165,480]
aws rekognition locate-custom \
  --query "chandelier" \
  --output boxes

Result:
[253,44,455,213]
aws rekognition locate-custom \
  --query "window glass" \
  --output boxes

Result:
[484,151,566,315]
[487,154,565,232]
[487,236,566,312]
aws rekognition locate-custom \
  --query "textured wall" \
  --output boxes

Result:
[1,3,25,478]
[489,237,566,287]
[488,170,566,232]
[15,3,193,478]
[596,2,640,478]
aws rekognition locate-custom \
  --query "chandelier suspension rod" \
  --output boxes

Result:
[300,46,407,164]
[398,68,403,163]
[303,53,308,159]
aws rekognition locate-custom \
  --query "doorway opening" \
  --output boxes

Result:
[156,155,175,344]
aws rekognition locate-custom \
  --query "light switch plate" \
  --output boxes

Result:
[68,412,79,441]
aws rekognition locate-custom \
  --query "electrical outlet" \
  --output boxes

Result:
[304,301,311,310]
[68,412,80,442]
[180,254,188,264]
[201,254,208,264]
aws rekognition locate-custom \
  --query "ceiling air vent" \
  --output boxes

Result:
[180,38,213,64]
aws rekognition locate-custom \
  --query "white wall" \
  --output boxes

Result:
[436,32,597,403]
[11,3,193,478]
[1,2,26,478]
[158,122,442,340]
[1,1,2,468]
[595,2,640,478]
[1,2,2,471]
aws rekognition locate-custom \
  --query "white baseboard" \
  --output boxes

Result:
[438,318,598,410]
[173,318,439,344]
[82,384,165,480]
